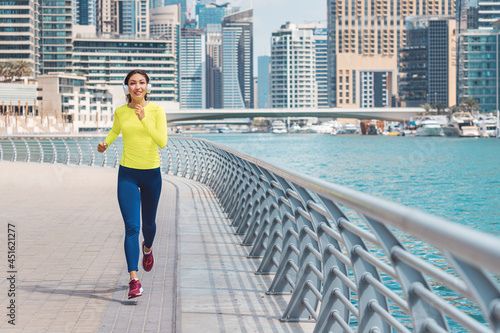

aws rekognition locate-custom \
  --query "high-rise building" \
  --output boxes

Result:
[222,8,253,108]
[150,4,181,55]
[197,3,227,28]
[206,24,222,109]
[116,0,149,38]
[73,0,96,26]
[399,16,457,107]
[458,25,500,112]
[40,0,73,74]
[164,0,187,27]
[96,0,117,35]
[313,26,328,108]
[72,35,178,103]
[270,22,317,108]
[0,0,40,77]
[257,55,269,108]
[327,0,455,107]
[180,28,206,108]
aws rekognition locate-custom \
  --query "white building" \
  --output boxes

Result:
[270,22,317,108]
[38,73,113,132]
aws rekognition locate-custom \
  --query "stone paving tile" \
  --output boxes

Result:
[1,161,317,333]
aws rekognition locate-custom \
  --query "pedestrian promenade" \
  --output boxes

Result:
[0,162,313,332]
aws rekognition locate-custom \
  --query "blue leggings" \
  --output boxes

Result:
[117,165,162,272]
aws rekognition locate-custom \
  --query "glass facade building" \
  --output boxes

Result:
[72,0,96,26]
[327,0,456,107]
[314,27,328,108]
[458,30,500,112]
[72,37,178,102]
[196,4,226,28]
[222,8,253,109]
[180,28,206,108]
[40,0,73,74]
[0,0,40,77]
[257,55,269,108]
[399,16,457,107]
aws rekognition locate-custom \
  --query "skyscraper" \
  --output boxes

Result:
[40,0,73,74]
[96,0,117,35]
[206,24,223,109]
[270,22,317,109]
[197,3,227,28]
[180,28,206,108]
[222,8,253,108]
[257,55,269,108]
[400,16,457,107]
[116,0,149,38]
[327,0,455,107]
[313,26,328,108]
[73,0,96,26]
[458,25,500,112]
[0,0,40,77]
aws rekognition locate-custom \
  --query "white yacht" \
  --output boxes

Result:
[416,117,444,137]
[476,116,497,137]
[342,123,358,134]
[271,120,287,134]
[442,112,480,137]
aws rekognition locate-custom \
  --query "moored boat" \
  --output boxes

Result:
[442,112,479,137]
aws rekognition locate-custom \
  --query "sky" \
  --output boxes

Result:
[225,0,327,73]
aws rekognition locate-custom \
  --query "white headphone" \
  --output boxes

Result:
[123,71,152,95]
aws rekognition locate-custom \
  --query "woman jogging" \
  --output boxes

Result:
[97,69,167,299]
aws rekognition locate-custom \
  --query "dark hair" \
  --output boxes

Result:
[124,69,150,103]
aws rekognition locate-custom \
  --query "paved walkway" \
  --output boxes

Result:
[0,162,313,332]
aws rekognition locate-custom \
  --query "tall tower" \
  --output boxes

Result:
[73,0,96,26]
[257,55,270,108]
[327,0,455,107]
[222,8,253,109]
[96,0,117,35]
[116,0,149,38]
[40,0,73,74]
[180,28,206,108]
[270,22,317,109]
[206,24,223,109]
[0,0,40,77]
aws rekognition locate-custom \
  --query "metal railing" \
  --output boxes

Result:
[1,136,500,333]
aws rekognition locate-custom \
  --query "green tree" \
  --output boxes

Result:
[420,103,432,114]
[11,60,32,80]
[432,101,446,115]
[0,62,13,80]
[460,97,480,114]
[449,104,460,114]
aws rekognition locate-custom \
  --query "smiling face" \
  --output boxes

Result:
[127,73,148,103]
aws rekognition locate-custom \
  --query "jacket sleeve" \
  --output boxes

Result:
[104,110,121,146]
[141,106,168,148]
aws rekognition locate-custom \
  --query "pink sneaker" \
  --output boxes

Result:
[142,241,154,272]
[128,279,143,299]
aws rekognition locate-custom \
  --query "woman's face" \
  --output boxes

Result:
[128,73,148,101]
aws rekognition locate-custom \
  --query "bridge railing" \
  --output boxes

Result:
[1,136,499,333]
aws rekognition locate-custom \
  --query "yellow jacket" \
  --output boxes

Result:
[104,102,167,169]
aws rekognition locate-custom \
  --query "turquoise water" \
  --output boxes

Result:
[191,133,500,235]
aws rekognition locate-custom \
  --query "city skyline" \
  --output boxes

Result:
[227,0,326,74]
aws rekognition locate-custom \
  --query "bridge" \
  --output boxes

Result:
[163,107,425,124]
[0,136,499,333]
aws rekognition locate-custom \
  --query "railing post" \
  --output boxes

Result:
[23,138,30,162]
[35,138,43,163]
[9,138,16,162]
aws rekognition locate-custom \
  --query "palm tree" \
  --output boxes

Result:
[432,101,446,115]
[0,62,13,81]
[11,60,32,80]
[420,103,432,114]
[460,97,480,114]
[449,105,460,114]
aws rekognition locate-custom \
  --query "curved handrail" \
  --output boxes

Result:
[0,136,499,333]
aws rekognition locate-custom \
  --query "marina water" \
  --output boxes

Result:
[193,133,500,235]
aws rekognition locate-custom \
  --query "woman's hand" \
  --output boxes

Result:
[135,105,145,121]
[97,142,108,153]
